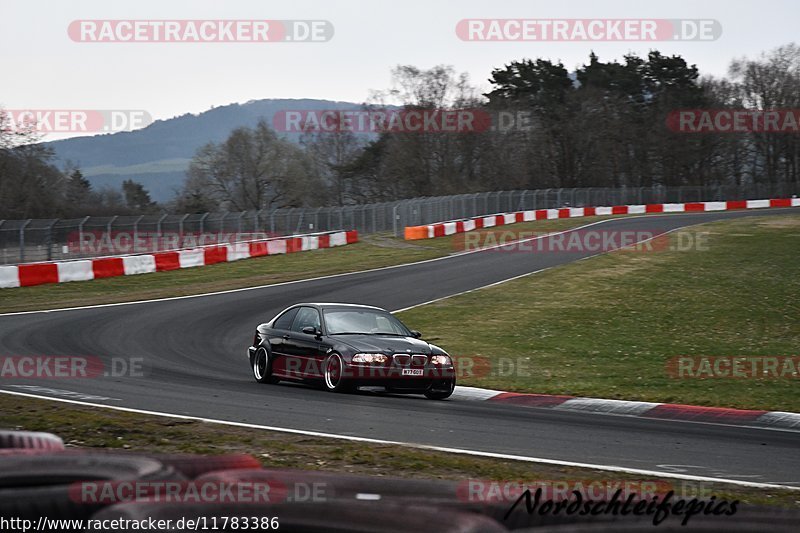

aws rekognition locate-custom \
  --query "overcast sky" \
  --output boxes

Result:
[2,0,798,138]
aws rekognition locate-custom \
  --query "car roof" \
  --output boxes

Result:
[294,302,386,311]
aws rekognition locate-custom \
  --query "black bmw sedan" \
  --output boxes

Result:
[247,303,456,399]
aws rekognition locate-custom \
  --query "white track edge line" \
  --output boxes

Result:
[1,208,775,317]
[1,389,796,491]
[391,224,690,313]
[0,217,628,316]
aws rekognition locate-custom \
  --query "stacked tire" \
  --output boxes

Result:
[0,430,798,532]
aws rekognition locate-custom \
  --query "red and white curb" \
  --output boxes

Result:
[404,197,800,239]
[0,230,358,289]
[452,386,800,430]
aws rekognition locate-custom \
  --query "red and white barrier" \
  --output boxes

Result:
[453,386,800,429]
[0,230,359,289]
[404,198,800,240]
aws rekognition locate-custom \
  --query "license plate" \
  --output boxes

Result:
[401,368,424,376]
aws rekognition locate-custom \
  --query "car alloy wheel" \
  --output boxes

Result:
[323,353,352,393]
[253,347,278,384]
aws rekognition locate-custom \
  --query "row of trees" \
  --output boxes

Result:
[174,43,800,212]
[0,112,159,218]
[2,43,798,218]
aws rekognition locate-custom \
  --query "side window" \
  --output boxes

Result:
[273,308,299,330]
[292,307,321,333]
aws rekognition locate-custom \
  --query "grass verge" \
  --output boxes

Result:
[397,214,800,412]
[0,217,612,314]
[0,393,796,508]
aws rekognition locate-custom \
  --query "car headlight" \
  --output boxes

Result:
[352,353,388,364]
[430,355,452,365]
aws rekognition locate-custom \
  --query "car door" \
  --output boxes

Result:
[285,306,325,378]
[267,307,299,378]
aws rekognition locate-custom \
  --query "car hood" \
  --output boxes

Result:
[332,335,434,355]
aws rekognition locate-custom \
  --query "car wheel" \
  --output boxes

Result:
[0,430,64,451]
[323,353,353,393]
[253,347,279,384]
[424,379,455,400]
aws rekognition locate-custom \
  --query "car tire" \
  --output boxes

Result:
[58,450,262,479]
[0,454,182,520]
[252,347,279,384]
[424,379,455,400]
[0,430,64,450]
[323,353,353,393]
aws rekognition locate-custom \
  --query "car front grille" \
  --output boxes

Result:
[392,354,428,366]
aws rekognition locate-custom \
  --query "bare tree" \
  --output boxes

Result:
[183,119,322,211]
[729,43,800,185]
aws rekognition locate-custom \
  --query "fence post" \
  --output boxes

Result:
[107,216,118,253]
[156,214,167,251]
[179,214,189,237]
[200,212,210,236]
[289,208,299,234]
[45,219,58,261]
[133,215,144,253]
[360,205,367,233]
[77,216,90,256]
[19,219,31,263]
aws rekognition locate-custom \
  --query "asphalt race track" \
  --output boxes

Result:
[1,209,798,488]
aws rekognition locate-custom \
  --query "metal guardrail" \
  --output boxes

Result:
[1,183,798,265]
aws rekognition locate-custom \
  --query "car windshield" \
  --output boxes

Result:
[323,309,412,336]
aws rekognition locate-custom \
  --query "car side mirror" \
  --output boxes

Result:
[302,326,320,336]
[410,330,422,338]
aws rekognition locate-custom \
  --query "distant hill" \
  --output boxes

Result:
[45,99,365,202]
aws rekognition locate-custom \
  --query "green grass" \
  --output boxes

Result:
[1,393,796,508]
[0,217,608,314]
[397,215,800,412]
[1,214,798,509]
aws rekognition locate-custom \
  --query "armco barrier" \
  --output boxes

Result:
[0,230,358,289]
[404,198,800,240]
